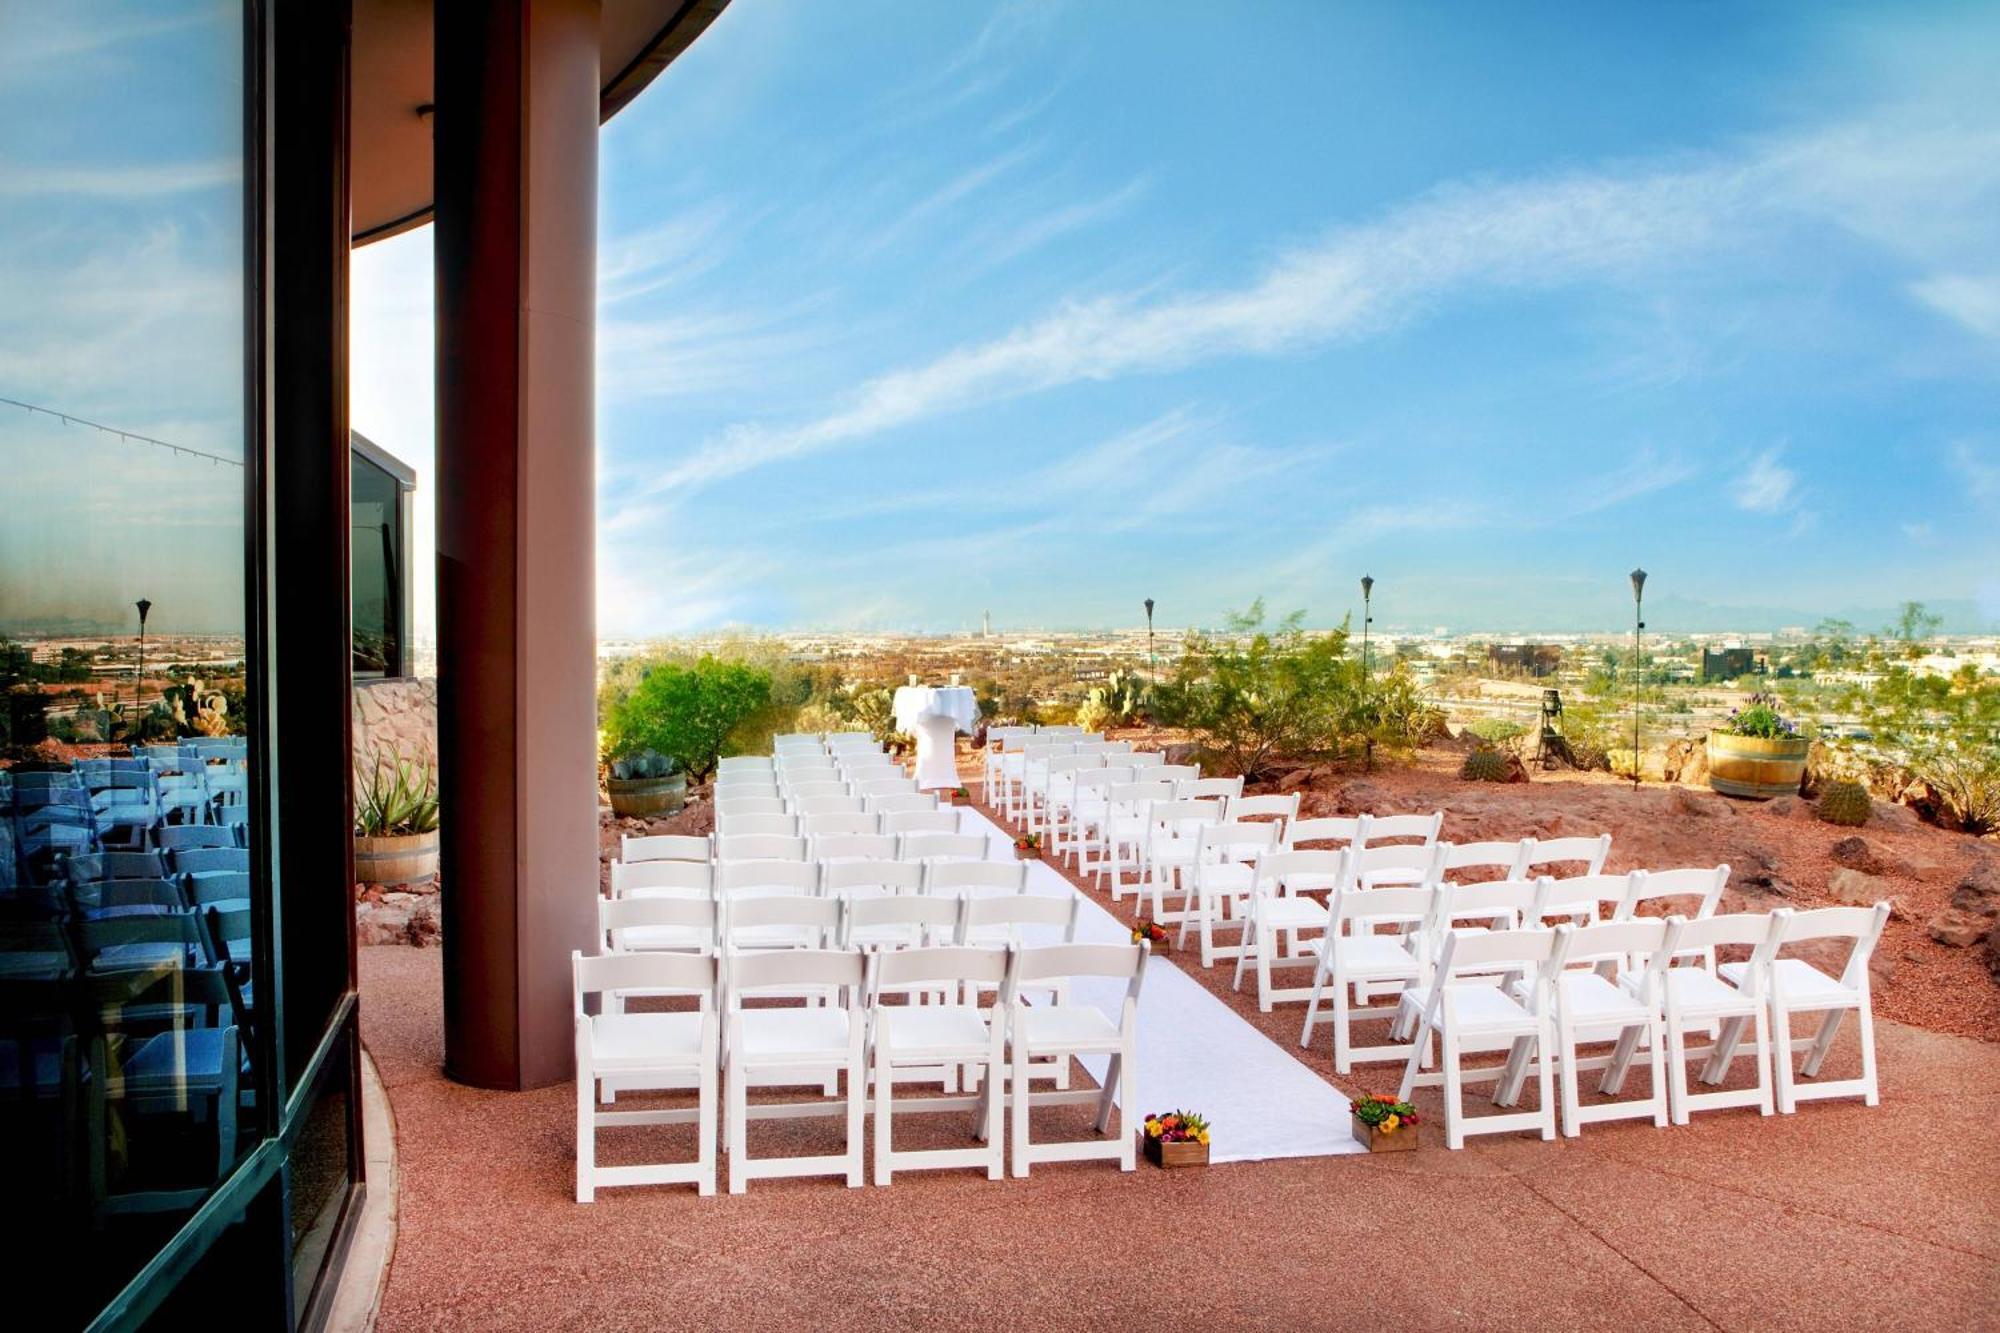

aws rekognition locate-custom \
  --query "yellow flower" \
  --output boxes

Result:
[1381,1114,1399,1132]
[1195,1130,1209,1144]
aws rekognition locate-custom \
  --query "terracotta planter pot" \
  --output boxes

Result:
[354,829,439,886]
[1141,1134,1209,1168]
[1706,733,1810,800]
[1350,1113,1419,1152]
[607,773,687,819]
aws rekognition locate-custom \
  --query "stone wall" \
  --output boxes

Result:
[353,678,440,946]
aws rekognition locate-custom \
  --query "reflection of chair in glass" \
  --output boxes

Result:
[65,851,167,885]
[155,771,211,827]
[14,787,100,883]
[76,917,215,1034]
[184,871,252,914]
[216,805,251,844]
[67,878,186,922]
[205,906,256,1021]
[88,769,161,845]
[85,966,248,1218]
[0,944,83,1209]
[204,764,249,821]
[155,825,237,853]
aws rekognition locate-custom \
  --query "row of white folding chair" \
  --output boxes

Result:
[1036,759,1213,857]
[997,736,1111,819]
[574,932,1146,1196]
[714,810,963,841]
[717,792,938,821]
[1388,903,1889,1147]
[1022,745,1149,838]
[1286,866,1730,1049]
[600,881,1071,956]
[609,851,1022,904]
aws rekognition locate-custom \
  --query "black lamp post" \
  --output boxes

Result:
[1628,569,1646,790]
[1360,575,1374,681]
[134,597,152,717]
[1144,597,1155,677]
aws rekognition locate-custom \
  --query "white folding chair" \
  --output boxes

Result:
[716,812,798,839]
[898,832,989,864]
[870,945,1011,1184]
[715,796,788,819]
[1649,912,1781,1124]
[1177,821,1282,967]
[1722,904,1887,1114]
[1135,798,1223,924]
[1300,882,1437,1073]
[720,890,838,953]
[869,793,941,817]
[1528,872,1637,926]
[1361,811,1442,848]
[609,859,712,901]
[1614,867,1729,969]
[1350,841,1445,890]
[719,754,777,770]
[1285,815,1364,850]
[620,833,712,864]
[1008,942,1148,1176]
[1176,776,1242,803]
[1397,924,1573,1149]
[716,833,808,863]
[1231,849,1340,1011]
[793,794,867,818]
[574,950,718,1200]
[1224,792,1299,842]
[713,778,779,800]
[1519,833,1612,878]
[600,895,717,956]
[1434,839,1531,886]
[1149,763,1199,786]
[1052,766,1132,869]
[722,948,868,1192]
[814,832,898,864]
[843,891,961,953]
[1090,780,1173,895]
[801,812,879,840]
[782,782,849,803]
[882,808,959,837]
[1546,918,1678,1136]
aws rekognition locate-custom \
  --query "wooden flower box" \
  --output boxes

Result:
[1350,1114,1419,1152]
[1014,843,1041,861]
[1142,1134,1210,1168]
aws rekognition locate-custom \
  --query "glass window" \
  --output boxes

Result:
[0,2,257,1321]
[351,447,407,678]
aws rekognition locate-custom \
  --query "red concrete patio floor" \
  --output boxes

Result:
[360,944,1998,1330]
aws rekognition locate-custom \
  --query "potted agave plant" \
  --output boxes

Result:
[354,747,440,885]
[605,748,687,819]
[1706,694,1810,799]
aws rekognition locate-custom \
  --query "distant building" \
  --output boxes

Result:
[1488,643,1562,678]
[1701,646,1761,681]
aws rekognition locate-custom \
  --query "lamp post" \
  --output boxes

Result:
[1360,575,1375,771]
[1628,569,1646,791]
[1143,597,1155,678]
[134,597,152,718]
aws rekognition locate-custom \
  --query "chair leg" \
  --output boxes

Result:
[845,1050,865,1189]
[982,1037,1004,1180]
[1771,1002,1797,1114]
[1856,999,1879,1107]
[727,1059,749,1194]
[1441,1025,1467,1151]
[1332,974,1352,1074]
[1300,949,1331,1049]
[575,1045,595,1204]
[1009,1040,1032,1178]
[697,1054,717,1197]
[1702,1014,1749,1085]
[1801,1008,1846,1079]
[1231,918,1253,993]
[873,1040,893,1186]
[1534,1018,1557,1141]
[1751,1004,1775,1116]
[1095,1053,1121,1135]
[1665,1013,1692,1126]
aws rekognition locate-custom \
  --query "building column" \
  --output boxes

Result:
[434,0,601,1090]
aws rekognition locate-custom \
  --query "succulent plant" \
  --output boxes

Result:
[1817,779,1871,827]
[1460,747,1512,783]
[609,750,679,781]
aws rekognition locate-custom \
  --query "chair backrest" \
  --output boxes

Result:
[925,858,1028,897]
[959,892,1080,943]
[1520,833,1612,876]
[1564,917,1677,971]
[1071,768,1130,798]
[715,796,787,818]
[714,782,780,802]
[821,860,925,897]
[1012,942,1147,995]
[1362,811,1441,846]
[1226,793,1300,829]
[825,731,880,749]
[1615,866,1727,922]
[853,778,917,799]
[1286,815,1364,848]
[599,896,718,951]
[801,812,879,839]
[617,833,712,864]
[792,795,866,818]
[1108,780,1174,809]
[1530,872,1635,923]
[1770,904,1890,987]
[814,833,899,863]
[716,834,809,863]
[155,825,237,851]
[881,809,959,837]
[872,943,1007,990]
[66,851,166,883]
[1179,776,1243,801]
[717,813,799,839]
[723,947,865,1003]
[1436,839,1530,882]
[1197,820,1281,861]
[843,895,963,948]
[77,913,211,969]
[1150,763,1200,784]
[170,847,250,876]
[1436,921,1570,974]
[70,877,184,917]
[1254,849,1344,895]
[719,753,777,769]
[1126,750,1165,769]
[1148,798,1221,839]
[868,793,939,816]
[573,948,716,1016]
[724,894,842,943]
[714,859,818,897]
[1349,842,1444,888]
[898,832,989,863]
[185,871,253,909]
[1329,882,1436,934]
[782,782,850,802]
[1437,876,1544,930]
[610,859,712,898]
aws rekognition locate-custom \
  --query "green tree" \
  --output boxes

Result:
[602,656,771,783]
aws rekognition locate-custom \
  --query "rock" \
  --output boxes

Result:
[1825,866,1892,907]
[1337,781,1392,814]
[1927,910,1989,948]
[1162,742,1201,767]
[1910,860,1953,885]
[1950,864,2000,919]
[1764,795,1811,821]
[1829,836,1915,879]
[1667,787,1732,819]
[1661,738,1708,786]
[1984,926,2000,981]
[1872,801,1921,832]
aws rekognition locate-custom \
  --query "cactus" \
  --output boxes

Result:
[1460,747,1513,783]
[1817,779,1871,827]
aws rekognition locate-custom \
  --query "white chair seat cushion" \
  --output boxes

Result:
[1553,971,1651,1024]
[1653,966,1755,1014]
[1259,897,1330,930]
[878,1005,992,1057]
[1017,1004,1122,1052]
[1333,934,1420,974]
[587,1012,706,1069]
[1721,958,1854,1007]
[1400,982,1533,1033]
[737,1008,852,1061]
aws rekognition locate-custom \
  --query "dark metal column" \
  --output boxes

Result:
[435,0,602,1090]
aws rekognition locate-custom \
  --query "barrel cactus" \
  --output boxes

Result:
[1460,747,1512,783]
[1817,780,1872,827]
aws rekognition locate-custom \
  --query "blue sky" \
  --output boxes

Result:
[368,1,1990,638]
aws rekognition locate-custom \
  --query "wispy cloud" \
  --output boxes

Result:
[1734,448,1798,514]
[0,160,239,198]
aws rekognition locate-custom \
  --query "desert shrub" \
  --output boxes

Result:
[1822,647,2000,832]
[1467,718,1527,751]
[1363,665,1449,752]
[602,655,771,783]
[1913,747,2000,834]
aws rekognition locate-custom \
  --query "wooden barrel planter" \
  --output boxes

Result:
[354,830,440,885]
[607,772,687,819]
[1706,734,1810,799]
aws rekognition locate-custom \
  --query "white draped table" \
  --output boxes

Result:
[892,684,979,790]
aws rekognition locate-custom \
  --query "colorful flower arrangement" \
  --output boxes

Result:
[1351,1095,1419,1134]
[951,786,971,805]
[1717,693,1802,740]
[1143,1109,1209,1145]
[1131,919,1170,948]
[1013,831,1042,856]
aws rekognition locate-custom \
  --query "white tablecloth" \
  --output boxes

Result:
[893,685,979,790]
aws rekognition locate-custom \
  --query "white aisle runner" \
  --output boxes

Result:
[962,809,1364,1162]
